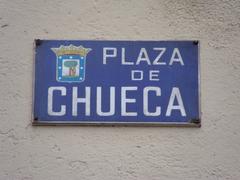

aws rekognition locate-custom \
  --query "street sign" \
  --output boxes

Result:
[33,40,200,126]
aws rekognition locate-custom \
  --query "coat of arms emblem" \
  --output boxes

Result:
[51,45,91,82]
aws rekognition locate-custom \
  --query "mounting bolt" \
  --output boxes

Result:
[193,40,199,45]
[35,39,42,46]
[190,118,200,124]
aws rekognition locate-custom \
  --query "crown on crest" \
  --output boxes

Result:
[51,44,91,56]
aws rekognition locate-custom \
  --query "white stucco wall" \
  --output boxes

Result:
[0,0,240,179]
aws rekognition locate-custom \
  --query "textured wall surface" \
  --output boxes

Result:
[0,0,240,179]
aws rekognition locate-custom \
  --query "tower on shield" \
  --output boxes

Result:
[51,45,91,83]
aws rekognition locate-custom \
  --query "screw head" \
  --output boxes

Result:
[35,39,42,46]
[191,118,200,124]
[193,40,199,45]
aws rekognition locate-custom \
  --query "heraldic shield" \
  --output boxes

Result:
[51,45,91,83]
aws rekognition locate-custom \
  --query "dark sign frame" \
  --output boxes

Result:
[32,40,201,127]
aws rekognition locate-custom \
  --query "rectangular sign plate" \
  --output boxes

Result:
[33,40,200,126]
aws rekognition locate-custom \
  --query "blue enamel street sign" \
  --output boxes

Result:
[33,40,200,126]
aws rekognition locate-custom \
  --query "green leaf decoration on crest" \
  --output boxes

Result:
[64,61,78,68]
